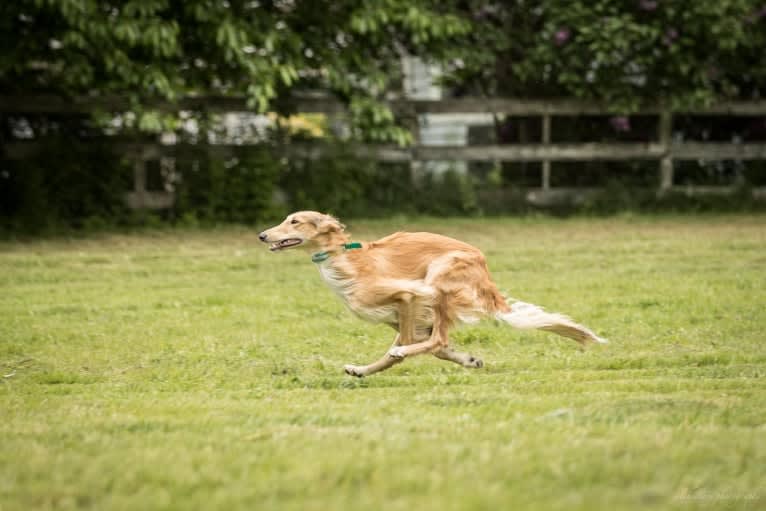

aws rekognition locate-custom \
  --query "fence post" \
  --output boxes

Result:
[658,110,673,192]
[541,114,551,189]
[401,105,420,185]
[131,155,147,209]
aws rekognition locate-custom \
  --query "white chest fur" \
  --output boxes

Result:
[317,261,398,325]
[317,262,351,300]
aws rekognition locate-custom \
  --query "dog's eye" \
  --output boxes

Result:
[290,219,299,224]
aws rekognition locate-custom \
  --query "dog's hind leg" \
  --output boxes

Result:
[344,334,404,378]
[433,347,484,369]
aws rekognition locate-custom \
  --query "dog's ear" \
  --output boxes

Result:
[316,214,345,233]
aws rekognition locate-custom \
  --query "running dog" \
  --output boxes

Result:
[259,211,606,377]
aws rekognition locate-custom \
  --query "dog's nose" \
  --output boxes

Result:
[258,232,268,242]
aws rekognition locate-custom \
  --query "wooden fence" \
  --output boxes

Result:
[2,94,766,208]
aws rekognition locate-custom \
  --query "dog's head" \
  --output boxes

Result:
[258,211,346,252]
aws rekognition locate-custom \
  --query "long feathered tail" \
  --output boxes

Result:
[495,301,608,345]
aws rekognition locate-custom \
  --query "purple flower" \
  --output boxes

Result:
[662,27,678,46]
[474,4,499,20]
[609,116,631,132]
[639,0,658,11]
[553,28,571,46]
[745,5,766,23]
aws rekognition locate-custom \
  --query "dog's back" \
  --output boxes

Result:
[333,231,508,327]
[347,231,484,280]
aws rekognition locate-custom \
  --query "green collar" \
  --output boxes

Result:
[312,242,362,263]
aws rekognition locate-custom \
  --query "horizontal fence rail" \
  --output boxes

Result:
[3,94,766,115]
[2,94,766,209]
[7,141,766,162]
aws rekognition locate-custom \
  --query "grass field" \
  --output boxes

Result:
[1,215,765,510]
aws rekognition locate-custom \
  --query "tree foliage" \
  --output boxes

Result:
[1,0,470,142]
[447,0,766,111]
[1,0,764,137]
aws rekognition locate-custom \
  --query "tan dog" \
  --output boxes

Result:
[259,211,606,377]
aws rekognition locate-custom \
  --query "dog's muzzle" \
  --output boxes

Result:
[267,238,303,251]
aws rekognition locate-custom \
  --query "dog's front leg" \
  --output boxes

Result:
[388,299,449,359]
[343,294,422,377]
[396,293,417,345]
[344,334,403,378]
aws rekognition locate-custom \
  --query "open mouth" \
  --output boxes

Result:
[269,238,303,251]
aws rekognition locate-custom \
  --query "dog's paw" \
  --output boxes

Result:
[344,364,366,378]
[465,356,484,369]
[387,346,407,359]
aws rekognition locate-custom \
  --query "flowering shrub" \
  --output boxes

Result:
[446,0,766,111]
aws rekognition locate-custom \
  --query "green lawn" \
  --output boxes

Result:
[1,215,765,510]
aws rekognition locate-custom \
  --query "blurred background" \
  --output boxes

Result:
[1,0,766,233]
